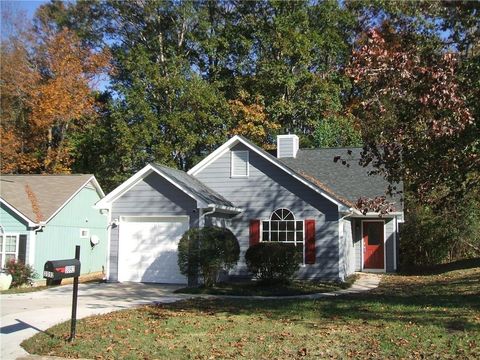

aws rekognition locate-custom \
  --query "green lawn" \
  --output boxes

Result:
[175,276,357,296]
[22,261,480,359]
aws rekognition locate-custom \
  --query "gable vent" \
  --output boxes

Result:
[277,135,299,158]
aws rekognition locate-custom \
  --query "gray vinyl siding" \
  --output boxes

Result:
[385,218,396,272]
[108,173,198,281]
[340,218,355,278]
[195,143,341,280]
[353,219,362,271]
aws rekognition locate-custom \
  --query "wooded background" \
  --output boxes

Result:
[1,0,478,266]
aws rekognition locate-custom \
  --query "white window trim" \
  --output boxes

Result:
[0,233,19,268]
[230,150,249,178]
[259,208,305,264]
[80,228,90,239]
[360,220,386,273]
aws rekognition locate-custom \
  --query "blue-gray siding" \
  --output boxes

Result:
[195,143,341,280]
[109,173,198,281]
[340,218,355,278]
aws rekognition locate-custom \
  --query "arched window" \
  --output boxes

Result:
[261,208,304,244]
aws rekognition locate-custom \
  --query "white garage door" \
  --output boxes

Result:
[118,216,189,284]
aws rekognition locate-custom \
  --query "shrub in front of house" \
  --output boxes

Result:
[178,226,240,287]
[5,259,37,287]
[245,242,300,284]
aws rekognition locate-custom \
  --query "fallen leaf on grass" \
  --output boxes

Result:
[298,347,308,356]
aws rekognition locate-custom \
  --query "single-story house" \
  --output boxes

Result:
[0,175,108,281]
[96,135,403,284]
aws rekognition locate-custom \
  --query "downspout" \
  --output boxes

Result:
[200,205,216,227]
[32,222,46,233]
[339,210,354,221]
[29,221,46,268]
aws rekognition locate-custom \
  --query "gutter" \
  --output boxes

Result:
[206,203,243,215]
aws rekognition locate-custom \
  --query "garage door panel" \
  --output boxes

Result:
[118,217,188,284]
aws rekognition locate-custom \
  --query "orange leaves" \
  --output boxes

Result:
[229,92,280,150]
[0,25,110,173]
[24,184,44,222]
[31,28,109,130]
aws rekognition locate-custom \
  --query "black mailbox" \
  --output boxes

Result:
[44,259,81,280]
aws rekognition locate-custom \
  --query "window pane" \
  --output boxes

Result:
[5,254,16,264]
[262,221,269,231]
[296,231,303,241]
[271,211,281,220]
[262,232,270,241]
[284,211,294,220]
[271,222,278,231]
[279,221,286,231]
[271,232,279,242]
[279,232,287,242]
[5,236,16,252]
[286,231,294,241]
[296,221,303,230]
[287,221,294,231]
[0,236,3,252]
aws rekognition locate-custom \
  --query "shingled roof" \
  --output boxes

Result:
[151,164,237,209]
[0,174,103,224]
[279,148,403,211]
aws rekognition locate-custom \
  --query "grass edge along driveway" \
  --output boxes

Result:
[22,261,480,359]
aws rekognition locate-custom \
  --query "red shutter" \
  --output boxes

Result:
[305,219,316,264]
[249,220,260,247]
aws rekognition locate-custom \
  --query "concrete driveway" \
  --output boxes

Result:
[1,282,186,360]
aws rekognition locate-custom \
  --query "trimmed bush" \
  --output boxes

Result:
[5,259,37,287]
[245,242,300,284]
[178,226,240,287]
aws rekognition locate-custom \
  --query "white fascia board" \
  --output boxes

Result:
[90,176,106,198]
[339,206,361,216]
[188,135,348,208]
[0,198,38,227]
[95,164,154,209]
[352,211,404,218]
[44,176,103,224]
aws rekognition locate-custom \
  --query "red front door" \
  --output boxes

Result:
[363,221,384,269]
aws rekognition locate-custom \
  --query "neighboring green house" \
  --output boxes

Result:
[0,174,108,282]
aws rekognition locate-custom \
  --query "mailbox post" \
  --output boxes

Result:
[43,245,81,341]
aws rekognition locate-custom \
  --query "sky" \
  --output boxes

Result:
[2,0,47,18]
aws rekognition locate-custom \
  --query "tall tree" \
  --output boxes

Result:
[1,13,109,173]
[346,2,479,208]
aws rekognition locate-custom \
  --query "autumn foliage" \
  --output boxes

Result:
[346,25,477,208]
[1,25,109,174]
[229,92,280,150]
